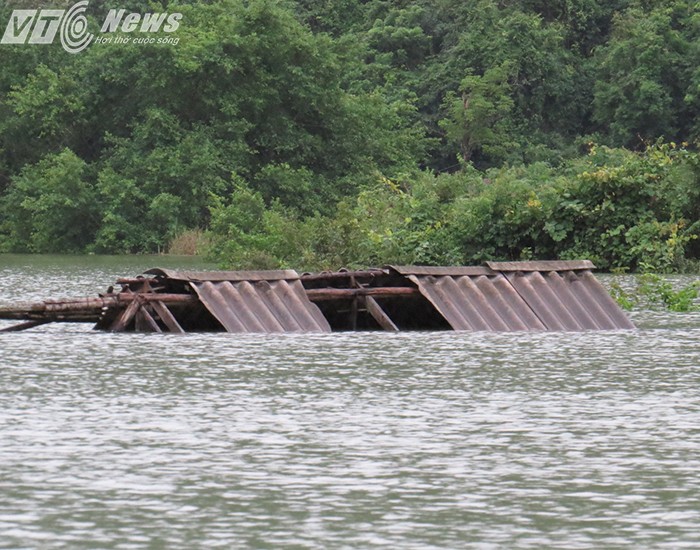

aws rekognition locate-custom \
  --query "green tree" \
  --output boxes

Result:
[593,5,695,146]
[0,149,97,252]
[439,64,515,163]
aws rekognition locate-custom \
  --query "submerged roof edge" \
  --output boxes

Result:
[144,260,597,283]
[143,268,300,282]
[485,260,596,272]
[389,265,495,277]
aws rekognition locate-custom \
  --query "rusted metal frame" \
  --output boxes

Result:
[0,320,52,332]
[150,300,185,333]
[115,278,155,295]
[349,299,358,330]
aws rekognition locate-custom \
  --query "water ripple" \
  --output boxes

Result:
[1,259,700,548]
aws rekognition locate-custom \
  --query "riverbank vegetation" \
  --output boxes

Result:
[0,0,698,272]
[611,274,700,312]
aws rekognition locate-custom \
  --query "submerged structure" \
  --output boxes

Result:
[0,260,635,333]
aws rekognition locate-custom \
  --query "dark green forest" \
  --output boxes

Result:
[0,0,699,271]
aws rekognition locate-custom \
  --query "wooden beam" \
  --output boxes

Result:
[364,296,398,331]
[0,320,51,332]
[350,295,358,330]
[300,269,388,281]
[135,306,162,333]
[151,301,185,334]
[0,293,197,322]
[109,298,141,332]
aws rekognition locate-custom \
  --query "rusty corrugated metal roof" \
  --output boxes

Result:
[140,262,633,333]
[0,260,635,334]
[485,260,595,271]
[190,279,331,333]
[388,262,633,331]
[503,269,634,330]
[144,268,299,282]
[399,271,547,331]
[390,265,494,277]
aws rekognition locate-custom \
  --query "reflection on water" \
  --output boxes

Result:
[1,256,700,548]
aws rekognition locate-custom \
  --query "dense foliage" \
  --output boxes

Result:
[207,143,700,272]
[0,0,698,271]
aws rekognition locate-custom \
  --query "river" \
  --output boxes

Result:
[1,255,700,548]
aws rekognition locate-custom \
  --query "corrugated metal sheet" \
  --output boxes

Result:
[142,262,633,333]
[390,263,633,332]
[503,269,634,330]
[190,279,331,333]
[144,268,299,282]
[390,265,495,277]
[485,260,595,271]
[402,272,547,331]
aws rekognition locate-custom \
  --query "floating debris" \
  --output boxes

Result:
[0,260,634,333]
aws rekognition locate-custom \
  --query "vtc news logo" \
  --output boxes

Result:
[1,1,182,54]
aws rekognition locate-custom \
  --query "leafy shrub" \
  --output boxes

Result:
[612,274,699,312]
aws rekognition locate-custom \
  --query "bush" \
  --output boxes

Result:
[612,274,699,312]
[205,143,700,273]
[0,149,97,253]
